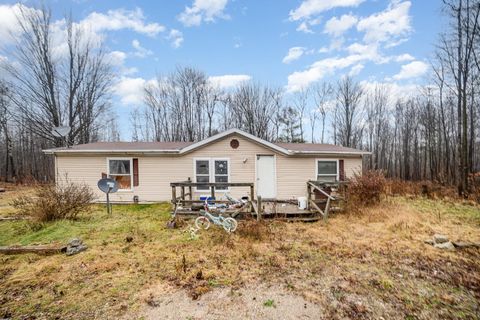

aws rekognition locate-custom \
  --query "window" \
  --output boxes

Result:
[108,158,133,190]
[214,160,228,190]
[195,160,210,191]
[316,159,338,182]
[194,158,229,191]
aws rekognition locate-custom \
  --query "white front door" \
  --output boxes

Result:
[256,155,276,198]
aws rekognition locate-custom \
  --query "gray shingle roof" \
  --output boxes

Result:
[44,129,369,155]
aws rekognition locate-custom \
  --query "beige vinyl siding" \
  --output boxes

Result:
[55,133,364,202]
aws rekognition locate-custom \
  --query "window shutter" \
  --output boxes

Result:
[101,172,107,179]
[133,158,139,186]
[339,159,345,181]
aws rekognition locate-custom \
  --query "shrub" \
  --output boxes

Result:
[468,173,480,203]
[385,179,422,197]
[347,170,386,206]
[12,180,95,222]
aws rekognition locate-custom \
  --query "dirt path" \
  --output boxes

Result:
[134,284,323,320]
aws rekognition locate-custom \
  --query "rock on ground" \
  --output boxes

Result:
[65,238,88,256]
[434,241,455,250]
[433,234,449,244]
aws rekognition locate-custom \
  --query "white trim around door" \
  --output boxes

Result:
[255,154,277,198]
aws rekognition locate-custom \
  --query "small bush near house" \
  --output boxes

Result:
[12,181,95,222]
[384,179,422,197]
[469,173,480,203]
[347,170,386,206]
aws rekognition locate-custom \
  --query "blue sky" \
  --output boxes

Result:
[0,0,444,140]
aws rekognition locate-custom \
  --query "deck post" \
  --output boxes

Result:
[187,177,193,200]
[250,184,254,212]
[324,197,331,221]
[181,186,185,205]
[171,186,176,204]
[257,195,262,221]
[307,182,311,210]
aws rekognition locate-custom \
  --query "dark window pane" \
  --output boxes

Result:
[215,160,228,175]
[111,175,131,189]
[317,161,337,175]
[215,175,228,190]
[109,160,130,174]
[196,175,209,190]
[196,160,209,175]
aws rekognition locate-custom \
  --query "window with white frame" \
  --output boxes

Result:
[108,158,133,190]
[316,160,338,182]
[194,158,229,191]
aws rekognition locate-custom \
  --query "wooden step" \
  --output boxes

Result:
[277,216,322,222]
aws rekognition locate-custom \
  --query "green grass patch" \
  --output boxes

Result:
[0,203,172,246]
[395,197,480,224]
[263,299,276,308]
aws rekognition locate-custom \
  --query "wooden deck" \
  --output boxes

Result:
[170,180,348,222]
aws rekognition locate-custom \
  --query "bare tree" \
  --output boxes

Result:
[437,0,480,194]
[335,76,364,148]
[292,88,309,142]
[313,83,333,143]
[2,6,113,147]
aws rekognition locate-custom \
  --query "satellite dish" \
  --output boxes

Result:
[97,178,118,214]
[97,178,119,194]
[51,126,71,138]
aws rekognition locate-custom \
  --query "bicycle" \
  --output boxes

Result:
[195,200,238,233]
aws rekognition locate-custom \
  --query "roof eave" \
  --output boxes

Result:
[289,150,371,155]
[43,149,182,155]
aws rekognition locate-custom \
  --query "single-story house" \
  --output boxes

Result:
[44,129,370,203]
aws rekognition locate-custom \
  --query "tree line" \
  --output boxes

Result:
[1,1,479,196]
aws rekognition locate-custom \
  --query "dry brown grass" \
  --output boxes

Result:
[0,189,479,319]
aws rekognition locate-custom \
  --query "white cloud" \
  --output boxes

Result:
[283,47,306,64]
[0,4,39,43]
[178,0,229,27]
[81,8,165,36]
[346,42,388,63]
[108,51,127,66]
[0,4,166,53]
[113,76,156,105]
[296,18,322,33]
[395,53,415,62]
[168,29,184,48]
[113,77,146,105]
[287,41,391,91]
[297,21,313,33]
[360,80,418,105]
[132,39,153,58]
[318,38,344,53]
[233,36,242,48]
[208,74,251,89]
[324,14,358,37]
[107,51,138,75]
[392,60,429,80]
[357,1,411,44]
[287,55,364,92]
[349,63,364,76]
[289,0,365,21]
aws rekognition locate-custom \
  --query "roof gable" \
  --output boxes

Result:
[178,129,290,155]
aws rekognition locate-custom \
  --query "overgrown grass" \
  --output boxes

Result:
[0,193,479,319]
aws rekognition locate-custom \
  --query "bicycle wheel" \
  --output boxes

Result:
[223,217,238,233]
[195,216,210,230]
